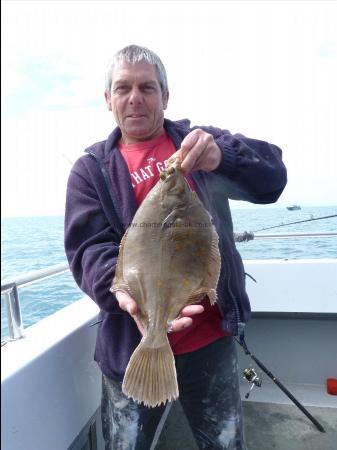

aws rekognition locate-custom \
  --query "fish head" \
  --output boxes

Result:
[159,157,191,206]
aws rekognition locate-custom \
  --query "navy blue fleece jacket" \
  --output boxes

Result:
[64,118,287,380]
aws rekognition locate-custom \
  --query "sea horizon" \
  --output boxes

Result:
[2,202,337,220]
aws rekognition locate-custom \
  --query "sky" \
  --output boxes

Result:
[2,0,337,217]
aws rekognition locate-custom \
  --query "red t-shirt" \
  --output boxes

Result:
[118,132,227,354]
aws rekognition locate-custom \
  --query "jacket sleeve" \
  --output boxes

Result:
[64,157,122,314]
[200,126,287,204]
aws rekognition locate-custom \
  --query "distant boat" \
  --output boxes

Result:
[287,205,301,211]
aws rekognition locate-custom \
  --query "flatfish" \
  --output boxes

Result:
[111,155,221,407]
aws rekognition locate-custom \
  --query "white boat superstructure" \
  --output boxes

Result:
[1,234,337,449]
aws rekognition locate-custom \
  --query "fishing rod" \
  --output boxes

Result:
[233,214,337,242]
[236,336,326,433]
[233,213,335,431]
[253,214,337,233]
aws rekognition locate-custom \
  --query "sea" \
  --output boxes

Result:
[1,205,336,340]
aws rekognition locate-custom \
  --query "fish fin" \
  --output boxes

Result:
[186,226,221,306]
[191,191,203,205]
[186,288,210,304]
[110,228,129,292]
[207,289,217,305]
[122,336,178,408]
[111,237,149,327]
[203,225,221,304]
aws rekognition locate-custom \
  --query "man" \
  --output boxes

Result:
[64,45,287,449]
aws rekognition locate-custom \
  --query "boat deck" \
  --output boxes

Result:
[155,400,337,450]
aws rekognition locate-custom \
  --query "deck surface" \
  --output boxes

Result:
[154,400,337,449]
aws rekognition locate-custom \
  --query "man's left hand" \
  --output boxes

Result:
[178,128,222,173]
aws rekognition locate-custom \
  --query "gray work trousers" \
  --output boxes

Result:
[101,336,246,449]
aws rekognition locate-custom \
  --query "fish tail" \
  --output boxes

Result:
[122,336,178,408]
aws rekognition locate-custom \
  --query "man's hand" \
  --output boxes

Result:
[178,128,222,173]
[115,290,204,335]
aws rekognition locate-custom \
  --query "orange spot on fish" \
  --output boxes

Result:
[181,278,190,286]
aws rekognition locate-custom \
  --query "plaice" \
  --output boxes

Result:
[111,154,221,407]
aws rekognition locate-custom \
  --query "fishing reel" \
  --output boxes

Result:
[243,367,262,399]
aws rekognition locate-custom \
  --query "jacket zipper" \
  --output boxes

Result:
[85,150,124,239]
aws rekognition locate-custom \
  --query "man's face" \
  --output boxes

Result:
[105,61,169,144]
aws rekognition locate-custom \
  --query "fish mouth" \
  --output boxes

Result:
[160,167,175,181]
[160,156,182,181]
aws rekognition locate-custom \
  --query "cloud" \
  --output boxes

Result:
[2,55,104,119]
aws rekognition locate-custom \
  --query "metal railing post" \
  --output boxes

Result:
[1,262,70,342]
[4,284,24,340]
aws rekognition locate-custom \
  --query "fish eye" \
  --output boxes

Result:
[166,166,175,175]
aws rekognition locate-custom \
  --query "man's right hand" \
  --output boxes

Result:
[115,290,204,335]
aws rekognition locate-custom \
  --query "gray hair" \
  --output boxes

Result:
[105,44,168,95]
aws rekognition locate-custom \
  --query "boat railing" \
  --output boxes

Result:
[1,231,337,343]
[1,262,69,342]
